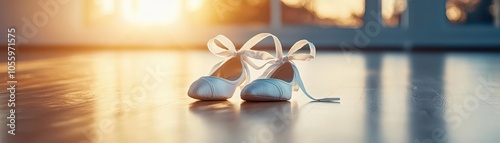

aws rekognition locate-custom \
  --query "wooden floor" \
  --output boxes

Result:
[1,50,500,143]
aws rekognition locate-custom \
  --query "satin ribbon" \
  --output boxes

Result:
[207,34,276,85]
[208,33,339,102]
[251,35,340,102]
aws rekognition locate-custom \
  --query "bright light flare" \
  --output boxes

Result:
[125,0,181,24]
[447,5,463,22]
[188,0,204,12]
[96,0,114,14]
[282,0,365,19]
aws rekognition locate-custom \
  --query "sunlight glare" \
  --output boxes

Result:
[188,0,204,12]
[96,0,114,14]
[282,0,364,19]
[282,0,303,8]
[382,0,407,19]
[313,0,364,19]
[447,6,463,22]
[121,0,181,24]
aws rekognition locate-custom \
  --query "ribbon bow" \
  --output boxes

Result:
[207,34,277,85]
[259,39,316,78]
[208,33,339,102]
[261,38,339,102]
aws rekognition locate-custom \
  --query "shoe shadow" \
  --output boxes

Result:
[309,100,341,103]
[189,100,338,143]
[239,101,295,143]
[189,101,238,143]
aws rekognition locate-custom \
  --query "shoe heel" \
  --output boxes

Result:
[239,72,248,89]
[292,81,299,91]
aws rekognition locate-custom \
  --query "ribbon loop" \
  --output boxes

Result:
[207,33,339,102]
[207,33,283,85]
[287,40,316,61]
[208,35,237,58]
[241,33,284,59]
[267,39,339,102]
[240,50,275,61]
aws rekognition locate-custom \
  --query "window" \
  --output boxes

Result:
[87,0,270,25]
[281,0,365,27]
[446,0,496,25]
[382,0,407,27]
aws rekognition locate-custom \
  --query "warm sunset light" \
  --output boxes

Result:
[282,0,406,20]
[95,0,186,24]
[98,0,114,14]
[282,0,365,19]
[446,5,463,22]
[94,0,209,24]
[124,0,181,24]
[4,0,500,143]
[92,0,478,26]
[382,0,406,20]
[188,0,204,12]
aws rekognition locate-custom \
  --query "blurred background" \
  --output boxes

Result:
[1,0,499,49]
[1,1,500,143]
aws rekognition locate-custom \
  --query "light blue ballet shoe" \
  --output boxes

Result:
[241,39,340,102]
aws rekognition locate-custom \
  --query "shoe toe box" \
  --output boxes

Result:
[188,77,235,100]
[241,79,291,101]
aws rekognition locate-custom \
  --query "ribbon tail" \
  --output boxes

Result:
[241,63,251,88]
[292,65,340,102]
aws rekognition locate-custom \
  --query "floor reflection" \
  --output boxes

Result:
[240,101,294,143]
[189,101,238,143]
[364,53,382,143]
[0,51,499,143]
[409,53,447,143]
[188,101,294,143]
